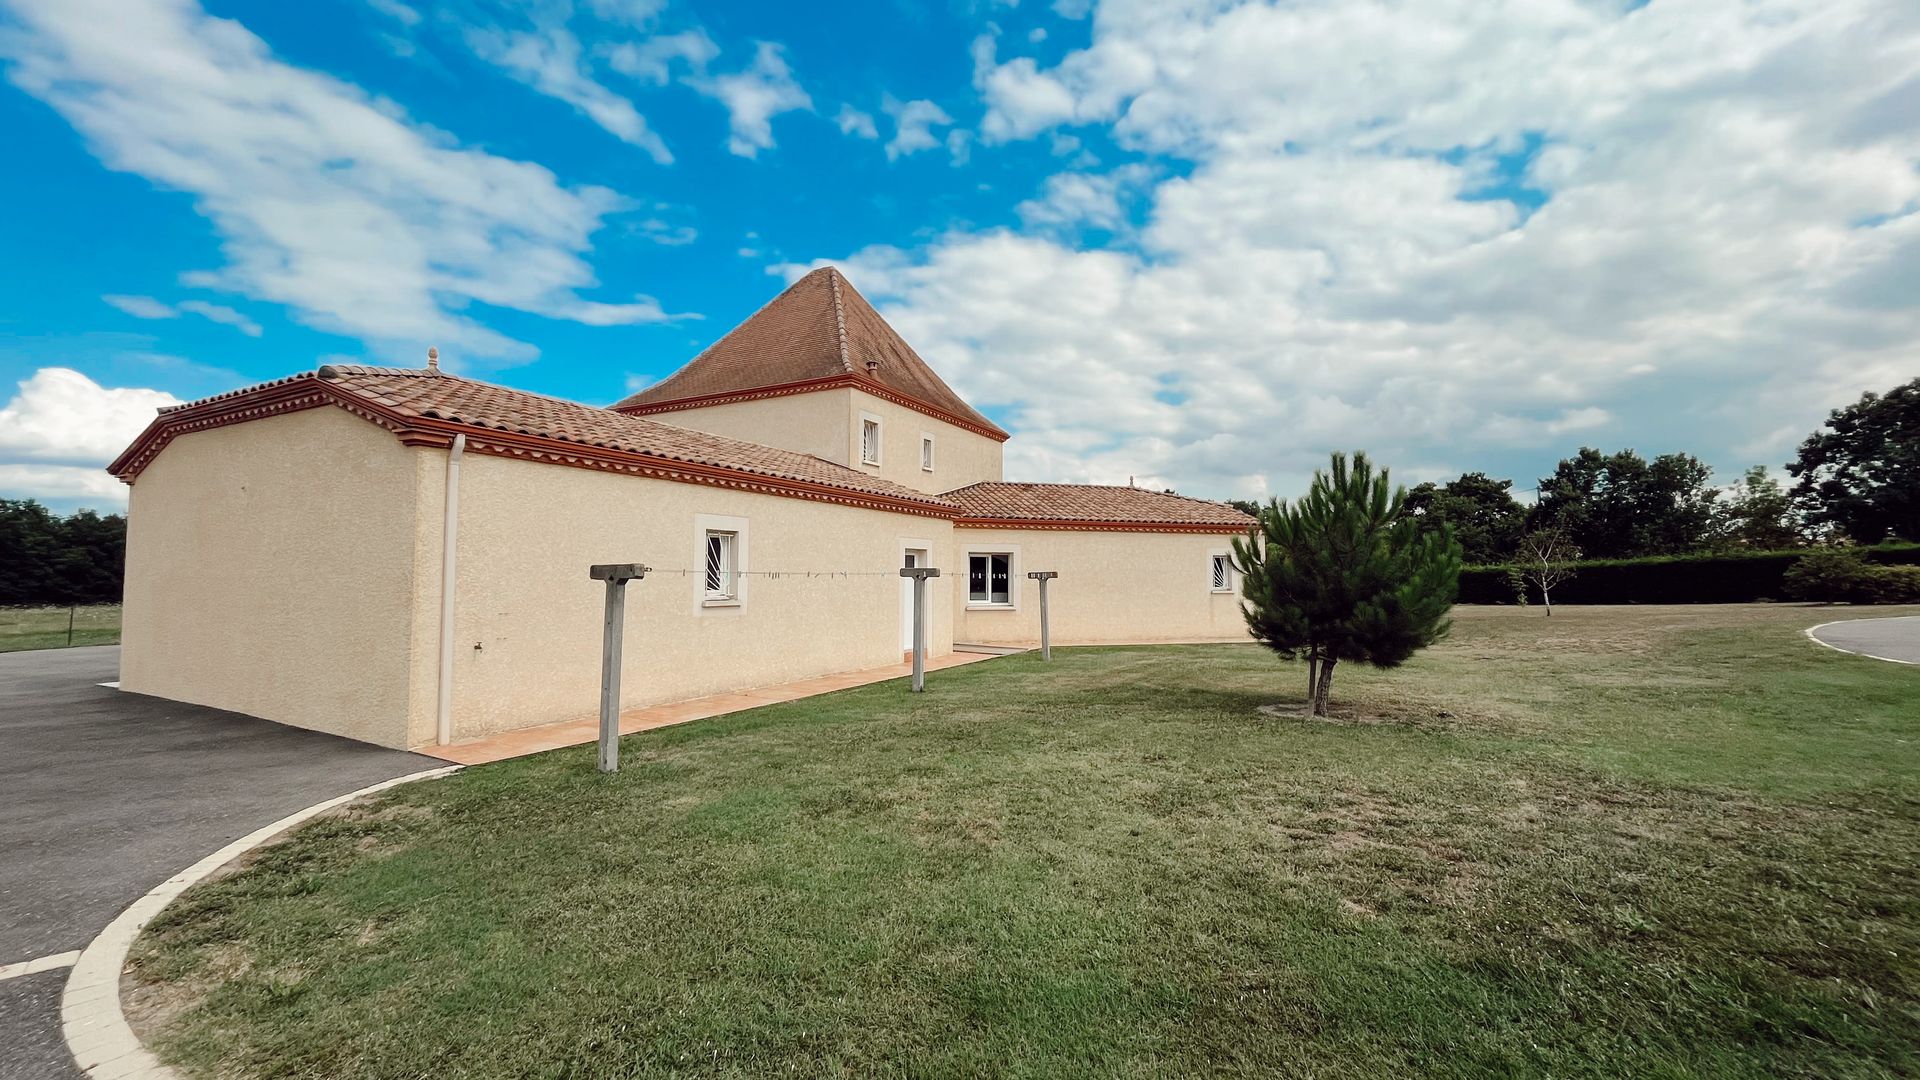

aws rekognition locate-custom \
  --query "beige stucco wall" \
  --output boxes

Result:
[417,450,959,744]
[952,528,1253,646]
[636,390,851,466]
[642,387,1004,496]
[119,406,420,747]
[846,389,1003,494]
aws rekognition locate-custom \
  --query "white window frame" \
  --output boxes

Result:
[920,432,936,472]
[1209,549,1235,594]
[963,544,1020,609]
[859,410,883,467]
[693,513,749,613]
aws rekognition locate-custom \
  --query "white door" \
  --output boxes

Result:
[900,549,927,650]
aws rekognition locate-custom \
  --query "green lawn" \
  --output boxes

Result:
[0,604,120,652]
[128,605,1920,1078]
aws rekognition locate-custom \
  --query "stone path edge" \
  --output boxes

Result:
[59,765,463,1080]
[1805,617,1920,666]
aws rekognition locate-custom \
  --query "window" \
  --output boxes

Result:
[860,415,882,465]
[1211,553,1233,593]
[704,530,738,602]
[921,434,935,471]
[968,552,1012,605]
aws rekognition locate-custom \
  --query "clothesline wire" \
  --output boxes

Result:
[645,567,930,579]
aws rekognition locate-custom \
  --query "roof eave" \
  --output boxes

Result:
[108,375,958,519]
[953,516,1255,534]
[613,372,1011,442]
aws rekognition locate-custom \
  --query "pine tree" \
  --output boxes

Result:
[1232,452,1461,716]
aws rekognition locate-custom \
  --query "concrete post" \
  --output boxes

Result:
[899,566,941,692]
[588,563,648,773]
[1027,571,1058,660]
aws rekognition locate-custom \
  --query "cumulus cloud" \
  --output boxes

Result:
[1016,165,1152,231]
[881,96,954,161]
[2,0,682,364]
[0,368,178,475]
[693,41,811,158]
[819,0,1920,499]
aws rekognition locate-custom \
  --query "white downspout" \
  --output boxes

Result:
[435,432,465,745]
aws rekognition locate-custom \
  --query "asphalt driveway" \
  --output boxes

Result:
[0,646,436,1079]
[1809,615,1920,665]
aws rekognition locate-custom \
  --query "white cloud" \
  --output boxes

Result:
[881,96,953,161]
[693,41,811,158]
[2,0,682,364]
[0,368,178,469]
[972,34,1079,143]
[585,0,666,28]
[177,300,264,337]
[0,463,131,504]
[464,21,672,162]
[103,293,264,335]
[805,0,1920,500]
[102,294,176,320]
[835,104,878,140]
[605,28,718,85]
[1016,165,1151,231]
[363,0,420,27]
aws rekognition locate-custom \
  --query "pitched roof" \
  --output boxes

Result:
[613,267,1008,441]
[109,365,957,517]
[945,482,1256,532]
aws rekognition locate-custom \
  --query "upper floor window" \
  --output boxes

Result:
[921,434,935,471]
[860,415,882,465]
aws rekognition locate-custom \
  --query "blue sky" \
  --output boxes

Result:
[2,0,1916,513]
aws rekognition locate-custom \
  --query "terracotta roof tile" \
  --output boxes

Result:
[944,482,1255,528]
[614,267,1006,437]
[125,365,955,513]
[317,366,954,509]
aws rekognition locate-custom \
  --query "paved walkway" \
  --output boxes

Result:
[428,650,1003,765]
[1808,615,1920,665]
[0,646,436,1080]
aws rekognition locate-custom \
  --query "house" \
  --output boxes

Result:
[107,268,1254,749]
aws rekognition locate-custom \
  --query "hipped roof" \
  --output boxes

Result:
[614,267,1007,441]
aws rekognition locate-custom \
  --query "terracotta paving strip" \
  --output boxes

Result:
[426,651,1001,766]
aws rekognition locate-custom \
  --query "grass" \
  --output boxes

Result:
[0,604,120,652]
[128,604,1920,1078]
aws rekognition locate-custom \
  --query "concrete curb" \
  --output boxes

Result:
[59,765,463,1079]
[1805,617,1920,667]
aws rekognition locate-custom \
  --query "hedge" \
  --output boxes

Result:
[1459,544,1920,605]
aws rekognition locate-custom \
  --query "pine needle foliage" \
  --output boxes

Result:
[1232,452,1462,715]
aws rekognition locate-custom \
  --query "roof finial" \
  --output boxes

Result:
[426,346,439,372]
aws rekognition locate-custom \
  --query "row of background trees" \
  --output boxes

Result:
[4,379,1913,607]
[1231,377,1918,565]
[1,499,127,606]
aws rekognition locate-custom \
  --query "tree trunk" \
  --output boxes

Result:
[1305,651,1319,715]
[1314,657,1337,716]
[1542,583,1553,616]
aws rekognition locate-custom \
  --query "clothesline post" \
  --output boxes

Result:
[588,562,648,773]
[899,565,941,691]
[1027,571,1058,660]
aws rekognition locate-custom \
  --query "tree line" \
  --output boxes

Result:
[1232,377,1918,566]
[1,499,127,606]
